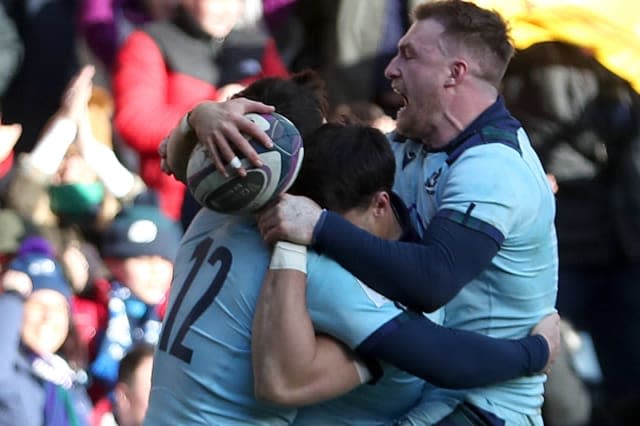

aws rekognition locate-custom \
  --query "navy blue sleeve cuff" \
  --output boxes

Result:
[524,334,550,373]
[311,209,328,246]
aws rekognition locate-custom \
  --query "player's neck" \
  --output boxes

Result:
[435,84,498,147]
[386,205,404,241]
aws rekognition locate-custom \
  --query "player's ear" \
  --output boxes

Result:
[445,60,468,87]
[371,191,391,216]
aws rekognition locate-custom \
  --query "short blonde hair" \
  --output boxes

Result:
[413,0,514,87]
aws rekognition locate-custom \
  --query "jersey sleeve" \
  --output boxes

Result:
[356,310,549,389]
[312,212,499,312]
[305,251,404,348]
[439,145,526,238]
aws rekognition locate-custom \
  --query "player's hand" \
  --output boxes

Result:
[257,194,323,245]
[531,312,561,374]
[189,98,275,177]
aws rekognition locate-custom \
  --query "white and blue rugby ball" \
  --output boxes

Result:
[186,112,304,214]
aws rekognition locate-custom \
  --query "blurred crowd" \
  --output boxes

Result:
[0,1,638,426]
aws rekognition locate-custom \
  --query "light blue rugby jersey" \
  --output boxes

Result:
[293,252,432,426]
[145,208,428,425]
[390,124,558,424]
[144,210,295,426]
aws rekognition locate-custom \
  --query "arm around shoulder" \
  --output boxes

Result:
[358,310,551,389]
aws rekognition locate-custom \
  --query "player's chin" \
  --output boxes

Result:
[394,112,414,136]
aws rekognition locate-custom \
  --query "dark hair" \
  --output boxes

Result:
[413,0,514,86]
[329,101,387,126]
[118,343,155,385]
[233,70,328,139]
[289,123,395,213]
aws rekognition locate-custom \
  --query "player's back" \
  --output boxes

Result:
[144,208,295,425]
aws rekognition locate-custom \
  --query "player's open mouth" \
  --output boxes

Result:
[392,85,408,114]
[398,94,408,114]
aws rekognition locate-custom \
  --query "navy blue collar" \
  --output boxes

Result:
[445,96,511,152]
[390,192,421,243]
[444,96,522,164]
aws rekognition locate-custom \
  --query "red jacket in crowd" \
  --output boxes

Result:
[113,7,288,219]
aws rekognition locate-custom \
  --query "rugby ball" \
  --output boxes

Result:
[186,112,303,214]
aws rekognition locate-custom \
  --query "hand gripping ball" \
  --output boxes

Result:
[186,112,304,214]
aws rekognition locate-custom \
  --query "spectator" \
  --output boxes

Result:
[92,343,155,426]
[112,0,288,221]
[4,64,146,296]
[5,65,146,249]
[2,0,80,153]
[79,0,180,71]
[0,238,92,426]
[290,0,422,112]
[82,203,181,401]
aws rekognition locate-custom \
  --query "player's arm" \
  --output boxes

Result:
[160,114,198,184]
[310,211,499,312]
[259,196,497,313]
[356,310,559,389]
[159,98,275,181]
[252,243,367,407]
[253,244,560,399]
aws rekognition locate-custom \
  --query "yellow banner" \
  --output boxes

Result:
[473,0,640,91]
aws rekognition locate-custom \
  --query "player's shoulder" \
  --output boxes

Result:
[307,251,362,294]
[181,209,258,249]
[307,251,394,309]
[448,128,530,187]
[307,250,355,282]
[183,208,225,235]
[446,111,524,165]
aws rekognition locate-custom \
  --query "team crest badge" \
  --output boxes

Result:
[425,168,442,194]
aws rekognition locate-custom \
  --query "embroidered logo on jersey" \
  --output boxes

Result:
[356,279,388,308]
[424,168,442,194]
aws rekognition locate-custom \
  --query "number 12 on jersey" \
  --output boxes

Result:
[158,237,233,363]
